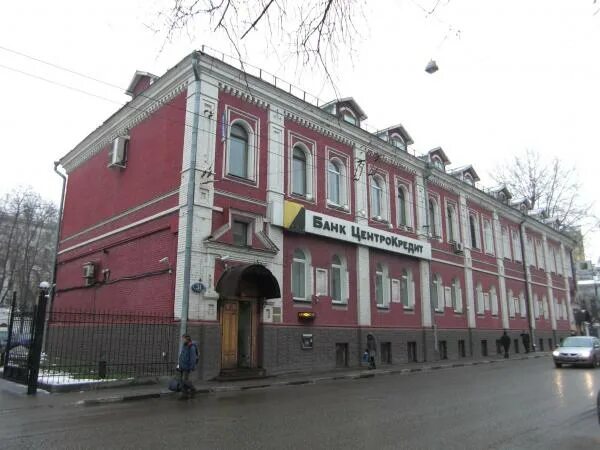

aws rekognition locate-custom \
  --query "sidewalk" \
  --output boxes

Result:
[0,352,550,407]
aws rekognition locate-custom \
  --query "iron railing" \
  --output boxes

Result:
[40,309,178,386]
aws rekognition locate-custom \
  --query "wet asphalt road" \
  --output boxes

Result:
[1,357,599,449]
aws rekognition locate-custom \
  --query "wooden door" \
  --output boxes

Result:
[221,302,238,369]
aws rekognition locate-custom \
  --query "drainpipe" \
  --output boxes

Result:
[180,52,202,338]
[44,161,67,351]
[519,220,535,350]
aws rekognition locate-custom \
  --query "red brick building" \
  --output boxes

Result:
[55,50,576,379]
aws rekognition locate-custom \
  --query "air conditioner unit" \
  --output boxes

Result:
[108,136,129,168]
[452,242,465,255]
[83,262,96,285]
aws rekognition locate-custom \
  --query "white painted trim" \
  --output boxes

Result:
[60,189,179,243]
[58,206,178,255]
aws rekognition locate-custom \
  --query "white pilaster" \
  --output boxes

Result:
[175,73,220,321]
[520,224,536,331]
[459,193,476,328]
[420,259,432,327]
[265,106,285,323]
[493,211,510,329]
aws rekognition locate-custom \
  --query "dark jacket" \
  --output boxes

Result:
[178,341,198,371]
[520,333,530,343]
[500,334,511,349]
[367,335,377,353]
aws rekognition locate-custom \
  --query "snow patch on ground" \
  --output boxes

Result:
[38,372,119,385]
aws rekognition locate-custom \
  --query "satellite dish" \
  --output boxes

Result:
[425,60,439,74]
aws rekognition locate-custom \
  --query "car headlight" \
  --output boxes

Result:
[581,350,591,358]
[553,350,560,357]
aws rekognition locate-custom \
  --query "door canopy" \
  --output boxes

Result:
[215,264,281,299]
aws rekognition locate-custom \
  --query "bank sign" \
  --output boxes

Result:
[283,201,431,260]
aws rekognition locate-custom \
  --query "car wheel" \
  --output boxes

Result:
[554,362,562,368]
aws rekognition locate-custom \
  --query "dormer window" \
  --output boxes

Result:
[498,192,506,202]
[390,135,405,150]
[464,173,474,186]
[431,156,444,170]
[341,109,357,125]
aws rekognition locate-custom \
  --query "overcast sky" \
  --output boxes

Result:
[1,0,599,258]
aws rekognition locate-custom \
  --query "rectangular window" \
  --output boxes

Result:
[458,340,466,358]
[483,219,494,255]
[335,343,348,368]
[331,266,342,303]
[232,221,249,247]
[481,340,488,357]
[514,339,520,354]
[502,227,511,260]
[407,342,418,362]
[380,342,392,364]
[292,261,306,299]
[512,230,522,261]
[483,292,490,311]
[375,272,385,307]
[315,268,328,296]
[439,341,448,360]
[538,338,544,352]
[391,279,401,303]
[401,275,410,308]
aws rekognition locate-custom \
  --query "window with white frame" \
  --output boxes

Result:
[533,294,540,318]
[228,123,251,179]
[370,175,388,220]
[542,296,549,319]
[446,203,459,243]
[514,294,520,315]
[476,283,484,314]
[508,289,515,317]
[330,254,346,304]
[431,156,444,170]
[535,241,544,270]
[390,134,405,150]
[512,230,522,261]
[341,108,357,125]
[292,249,310,301]
[431,273,443,312]
[391,278,401,303]
[401,269,414,309]
[315,268,328,297]
[292,146,308,197]
[551,248,558,273]
[375,263,389,308]
[451,278,462,312]
[397,186,410,227]
[502,227,511,260]
[519,292,526,317]
[483,219,494,255]
[327,158,346,206]
[483,292,490,311]
[490,286,498,315]
[428,197,441,238]
[469,213,480,249]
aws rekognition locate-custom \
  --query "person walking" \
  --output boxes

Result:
[366,333,377,370]
[178,334,198,397]
[500,331,511,359]
[520,330,531,353]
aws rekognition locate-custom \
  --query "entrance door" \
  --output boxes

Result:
[221,302,239,369]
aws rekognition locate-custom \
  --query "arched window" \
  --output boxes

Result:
[341,109,357,125]
[371,176,383,219]
[476,282,484,314]
[428,198,438,237]
[331,255,343,303]
[391,134,405,150]
[375,263,385,307]
[508,289,515,317]
[398,187,407,226]
[451,278,461,312]
[401,269,410,308]
[431,273,442,312]
[229,123,249,178]
[483,219,494,254]
[469,214,478,249]
[431,156,444,170]
[292,146,307,196]
[447,204,458,242]
[327,159,345,205]
[292,249,307,300]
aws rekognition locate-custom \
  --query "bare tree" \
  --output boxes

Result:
[0,187,57,307]
[152,0,366,89]
[492,149,594,231]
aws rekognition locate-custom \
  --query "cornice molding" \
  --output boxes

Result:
[59,55,194,173]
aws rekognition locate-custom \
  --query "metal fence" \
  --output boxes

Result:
[40,309,178,386]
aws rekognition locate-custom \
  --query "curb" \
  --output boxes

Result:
[77,353,549,406]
